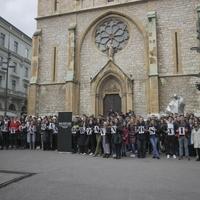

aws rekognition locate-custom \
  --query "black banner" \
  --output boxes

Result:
[57,112,72,152]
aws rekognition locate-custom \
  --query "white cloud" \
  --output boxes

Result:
[0,0,37,37]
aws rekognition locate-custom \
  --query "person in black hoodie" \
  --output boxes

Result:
[85,117,96,155]
[1,117,10,149]
[165,116,177,159]
[136,117,147,158]
[112,118,122,159]
[71,117,80,153]
[78,118,86,154]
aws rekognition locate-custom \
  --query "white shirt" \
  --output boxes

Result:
[167,123,175,136]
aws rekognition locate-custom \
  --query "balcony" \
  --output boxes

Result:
[0,87,27,99]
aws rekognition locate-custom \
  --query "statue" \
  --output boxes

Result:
[166,94,185,114]
[107,40,114,60]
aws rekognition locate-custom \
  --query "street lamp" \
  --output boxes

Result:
[0,52,16,117]
[0,31,15,117]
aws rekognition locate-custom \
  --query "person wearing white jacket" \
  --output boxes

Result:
[191,121,200,161]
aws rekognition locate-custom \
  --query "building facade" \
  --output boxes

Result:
[0,17,32,116]
[29,0,200,116]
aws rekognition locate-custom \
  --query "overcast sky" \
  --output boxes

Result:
[0,0,37,37]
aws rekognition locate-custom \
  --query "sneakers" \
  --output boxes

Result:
[173,155,176,159]
[130,154,136,158]
[89,152,94,156]
[167,154,170,159]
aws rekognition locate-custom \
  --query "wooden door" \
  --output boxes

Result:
[103,94,121,116]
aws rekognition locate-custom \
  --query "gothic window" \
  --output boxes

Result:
[95,18,129,54]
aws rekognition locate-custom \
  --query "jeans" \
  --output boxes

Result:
[196,148,200,159]
[115,143,122,158]
[178,136,189,157]
[2,132,9,148]
[137,136,146,158]
[150,136,159,157]
[166,135,176,155]
[95,134,102,155]
[121,143,127,155]
[10,134,17,148]
[130,143,136,154]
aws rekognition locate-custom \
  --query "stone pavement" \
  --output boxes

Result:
[0,150,199,200]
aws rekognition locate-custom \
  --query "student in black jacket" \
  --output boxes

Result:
[136,117,147,158]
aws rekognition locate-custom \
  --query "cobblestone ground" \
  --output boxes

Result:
[0,150,200,200]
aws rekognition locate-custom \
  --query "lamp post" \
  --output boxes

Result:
[1,53,13,117]
[3,52,11,117]
[0,31,15,117]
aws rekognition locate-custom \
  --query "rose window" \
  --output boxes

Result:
[95,18,129,54]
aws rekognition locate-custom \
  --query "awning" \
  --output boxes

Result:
[0,111,18,117]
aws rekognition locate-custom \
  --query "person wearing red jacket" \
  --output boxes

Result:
[9,117,21,149]
[122,122,129,157]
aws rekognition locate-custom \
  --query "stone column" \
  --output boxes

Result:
[65,24,78,114]
[28,29,41,115]
[197,6,200,48]
[126,78,134,112]
[147,11,159,114]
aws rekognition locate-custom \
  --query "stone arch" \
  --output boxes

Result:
[77,11,148,79]
[91,61,133,116]
[97,74,123,115]
[77,12,148,115]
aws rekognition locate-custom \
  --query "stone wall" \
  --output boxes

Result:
[37,84,66,116]
[37,0,146,17]
[34,0,200,115]
[159,76,200,113]
[79,12,148,115]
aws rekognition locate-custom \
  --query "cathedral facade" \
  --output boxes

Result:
[28,0,200,116]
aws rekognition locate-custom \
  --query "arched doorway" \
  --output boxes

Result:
[9,104,16,111]
[98,74,122,116]
[90,61,133,116]
[103,94,121,116]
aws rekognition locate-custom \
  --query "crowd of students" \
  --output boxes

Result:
[0,111,200,161]
[0,115,58,151]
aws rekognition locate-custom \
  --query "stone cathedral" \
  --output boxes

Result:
[28,0,200,116]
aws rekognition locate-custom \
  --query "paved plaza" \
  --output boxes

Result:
[0,150,199,200]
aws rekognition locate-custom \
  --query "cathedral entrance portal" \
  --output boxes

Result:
[103,94,121,116]
[90,61,133,116]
